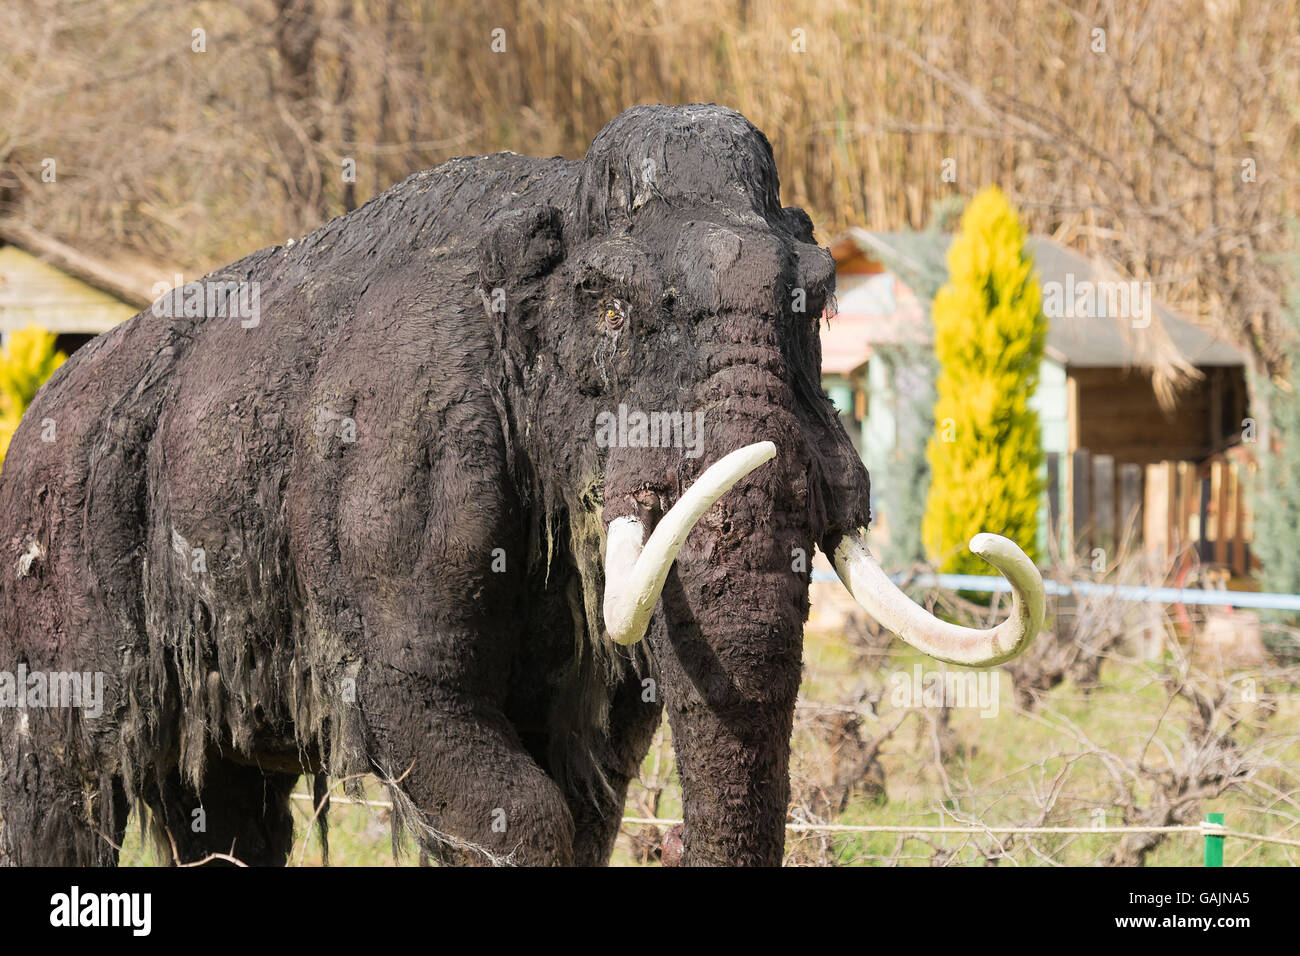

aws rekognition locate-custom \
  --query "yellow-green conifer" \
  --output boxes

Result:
[923,187,1045,573]
[0,325,67,467]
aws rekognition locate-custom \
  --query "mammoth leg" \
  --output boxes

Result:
[363,665,576,867]
[145,757,298,866]
[564,659,663,866]
[287,347,569,861]
[0,712,128,867]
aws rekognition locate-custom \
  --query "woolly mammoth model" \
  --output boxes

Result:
[0,104,1043,866]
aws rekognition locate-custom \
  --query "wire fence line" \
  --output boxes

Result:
[623,817,1300,850]
[287,793,1300,851]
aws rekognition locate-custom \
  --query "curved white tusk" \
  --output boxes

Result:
[603,441,777,646]
[832,529,1045,666]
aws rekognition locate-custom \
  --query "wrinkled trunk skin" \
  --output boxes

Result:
[609,459,809,865]
[603,302,841,864]
[662,368,812,865]
[654,541,806,865]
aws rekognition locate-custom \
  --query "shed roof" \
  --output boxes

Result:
[832,229,1248,372]
[0,221,168,335]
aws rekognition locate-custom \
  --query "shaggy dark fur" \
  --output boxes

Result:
[0,104,870,867]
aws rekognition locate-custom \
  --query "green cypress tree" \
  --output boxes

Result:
[923,186,1046,573]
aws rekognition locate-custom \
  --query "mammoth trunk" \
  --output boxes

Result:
[598,414,815,864]
[651,515,807,865]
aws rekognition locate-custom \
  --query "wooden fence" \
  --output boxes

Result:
[1046,449,1252,575]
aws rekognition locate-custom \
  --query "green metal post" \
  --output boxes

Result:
[1204,812,1224,867]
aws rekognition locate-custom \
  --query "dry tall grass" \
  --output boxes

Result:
[2,0,1297,370]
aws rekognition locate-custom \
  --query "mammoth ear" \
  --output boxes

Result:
[478,205,565,311]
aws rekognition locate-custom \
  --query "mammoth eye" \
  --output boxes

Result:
[603,298,627,331]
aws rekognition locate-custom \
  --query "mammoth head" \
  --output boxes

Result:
[480,104,1043,865]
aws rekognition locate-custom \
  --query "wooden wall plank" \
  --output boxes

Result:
[1072,448,1091,560]
[1047,452,1061,550]
[1176,461,1194,552]
[1067,374,1080,454]
[1144,462,1170,565]
[1213,460,1229,566]
[1071,367,1218,465]
[1119,463,1143,549]
[1232,463,1247,575]
[1093,454,1115,564]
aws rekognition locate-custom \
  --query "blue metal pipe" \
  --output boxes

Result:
[809,568,1300,611]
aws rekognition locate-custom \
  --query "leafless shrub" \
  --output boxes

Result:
[1003,531,1179,710]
